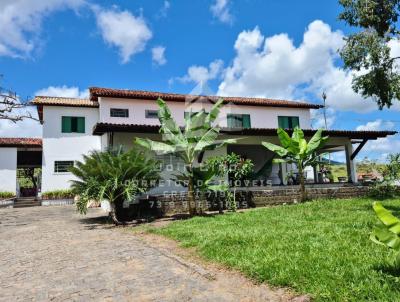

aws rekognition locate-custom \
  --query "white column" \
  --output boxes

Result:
[345,142,357,183]
[281,163,288,185]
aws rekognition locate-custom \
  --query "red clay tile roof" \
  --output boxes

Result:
[0,138,42,148]
[89,87,323,109]
[32,96,98,107]
[92,122,397,139]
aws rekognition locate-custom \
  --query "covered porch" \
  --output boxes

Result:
[0,138,42,197]
[93,123,396,190]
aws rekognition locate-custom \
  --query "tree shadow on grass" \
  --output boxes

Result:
[374,263,400,277]
[78,210,229,230]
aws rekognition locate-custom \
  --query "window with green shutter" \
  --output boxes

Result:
[227,114,251,129]
[61,116,85,133]
[278,116,300,129]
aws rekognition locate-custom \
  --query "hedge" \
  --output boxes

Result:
[41,189,75,200]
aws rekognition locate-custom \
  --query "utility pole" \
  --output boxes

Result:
[322,91,328,130]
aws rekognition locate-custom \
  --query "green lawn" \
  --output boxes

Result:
[152,198,400,301]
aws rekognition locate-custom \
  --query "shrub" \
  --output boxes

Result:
[368,181,399,199]
[41,189,74,200]
[0,192,15,199]
[70,147,161,224]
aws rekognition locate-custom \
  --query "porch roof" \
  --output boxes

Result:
[0,138,42,148]
[92,122,397,140]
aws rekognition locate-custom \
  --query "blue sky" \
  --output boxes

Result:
[1,0,399,161]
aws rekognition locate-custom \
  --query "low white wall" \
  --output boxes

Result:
[0,148,17,194]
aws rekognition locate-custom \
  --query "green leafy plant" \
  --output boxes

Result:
[41,189,74,200]
[262,128,328,201]
[369,154,400,199]
[70,147,160,225]
[206,153,254,211]
[383,153,400,181]
[0,192,15,199]
[135,98,237,215]
[369,181,398,199]
[339,0,400,109]
[370,202,400,268]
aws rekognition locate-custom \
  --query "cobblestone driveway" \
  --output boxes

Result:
[0,206,293,302]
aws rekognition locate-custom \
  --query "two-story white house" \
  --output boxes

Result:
[0,86,396,197]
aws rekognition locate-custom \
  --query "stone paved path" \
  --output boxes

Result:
[0,206,292,302]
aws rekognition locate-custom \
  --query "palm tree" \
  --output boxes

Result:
[70,147,161,224]
[262,128,328,201]
[135,98,237,215]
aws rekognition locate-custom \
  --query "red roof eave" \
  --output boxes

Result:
[89,87,323,109]
[0,138,42,148]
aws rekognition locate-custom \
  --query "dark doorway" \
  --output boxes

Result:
[17,150,42,197]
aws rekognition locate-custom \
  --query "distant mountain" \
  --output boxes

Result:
[320,158,345,165]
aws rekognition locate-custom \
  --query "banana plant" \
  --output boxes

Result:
[262,127,329,201]
[370,202,400,268]
[135,98,237,215]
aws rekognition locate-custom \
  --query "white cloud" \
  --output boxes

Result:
[35,85,88,98]
[177,59,224,84]
[157,1,170,19]
[311,107,336,129]
[354,119,399,158]
[210,0,233,25]
[94,7,152,63]
[152,46,167,66]
[362,137,400,153]
[218,21,342,99]
[214,20,400,113]
[0,84,90,138]
[0,108,42,138]
[0,96,41,138]
[356,119,395,131]
[0,0,85,58]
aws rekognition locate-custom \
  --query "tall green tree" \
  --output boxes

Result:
[70,147,160,224]
[339,0,400,109]
[262,128,329,201]
[135,98,237,216]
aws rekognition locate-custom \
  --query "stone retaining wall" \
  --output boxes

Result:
[154,185,371,215]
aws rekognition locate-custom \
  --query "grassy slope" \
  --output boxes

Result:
[153,198,400,301]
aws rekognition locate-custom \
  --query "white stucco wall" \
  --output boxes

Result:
[0,148,17,193]
[99,97,312,129]
[41,106,101,192]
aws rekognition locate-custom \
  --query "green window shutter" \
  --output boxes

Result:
[291,117,300,128]
[242,114,251,129]
[227,114,234,128]
[278,116,289,129]
[77,117,85,133]
[62,117,72,133]
[184,112,189,119]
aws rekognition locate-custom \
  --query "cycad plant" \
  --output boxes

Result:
[135,98,237,215]
[70,147,160,224]
[262,128,328,201]
[370,202,400,268]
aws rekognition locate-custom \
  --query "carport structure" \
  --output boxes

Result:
[0,138,42,197]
